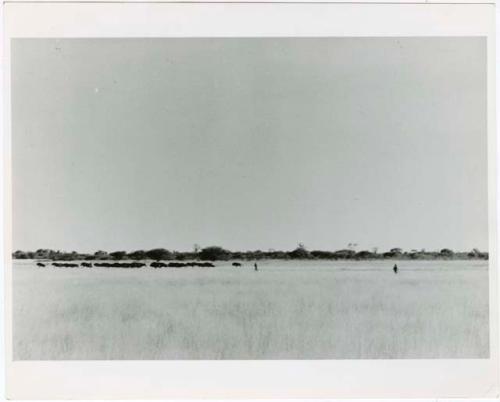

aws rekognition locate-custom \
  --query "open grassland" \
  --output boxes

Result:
[13,260,489,359]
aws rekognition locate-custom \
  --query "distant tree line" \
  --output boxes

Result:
[12,245,489,261]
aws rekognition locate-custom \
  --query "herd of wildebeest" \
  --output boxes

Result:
[35,261,246,269]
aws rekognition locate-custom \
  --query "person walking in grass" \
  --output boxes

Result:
[254,262,258,272]
[393,264,398,274]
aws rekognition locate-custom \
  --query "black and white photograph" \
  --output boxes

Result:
[3,1,498,398]
[10,36,491,360]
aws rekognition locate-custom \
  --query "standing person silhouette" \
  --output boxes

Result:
[254,262,258,272]
[393,264,398,274]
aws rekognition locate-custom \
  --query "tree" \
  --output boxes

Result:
[231,251,244,259]
[469,248,488,260]
[94,250,109,260]
[174,251,197,261]
[13,250,28,259]
[333,249,356,259]
[145,248,172,261]
[35,249,53,258]
[110,251,127,260]
[288,244,311,259]
[199,246,232,261]
[355,250,375,259]
[440,248,454,257]
[128,250,147,260]
[311,250,336,259]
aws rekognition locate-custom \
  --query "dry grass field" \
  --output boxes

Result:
[13,260,489,360]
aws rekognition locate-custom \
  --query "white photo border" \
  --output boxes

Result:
[3,2,498,398]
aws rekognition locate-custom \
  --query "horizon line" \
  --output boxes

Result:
[12,245,489,254]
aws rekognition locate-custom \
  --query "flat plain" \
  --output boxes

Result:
[12,259,489,360]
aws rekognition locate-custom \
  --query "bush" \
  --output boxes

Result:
[145,248,172,261]
[264,250,289,259]
[199,246,231,261]
[333,249,356,259]
[355,250,376,259]
[128,250,147,260]
[173,251,197,261]
[310,250,336,259]
[288,246,311,259]
[440,248,454,257]
[94,250,109,260]
[110,251,127,260]
[13,250,29,259]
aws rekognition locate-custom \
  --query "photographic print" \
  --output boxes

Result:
[10,36,491,361]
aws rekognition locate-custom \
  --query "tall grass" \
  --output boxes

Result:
[13,260,489,359]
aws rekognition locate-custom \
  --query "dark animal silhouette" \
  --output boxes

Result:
[36,262,45,267]
[162,262,214,268]
[94,262,145,268]
[393,264,398,274]
[151,261,169,268]
[232,262,242,267]
[168,262,185,268]
[52,262,78,268]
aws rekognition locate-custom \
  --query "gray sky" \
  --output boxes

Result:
[12,38,488,253]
